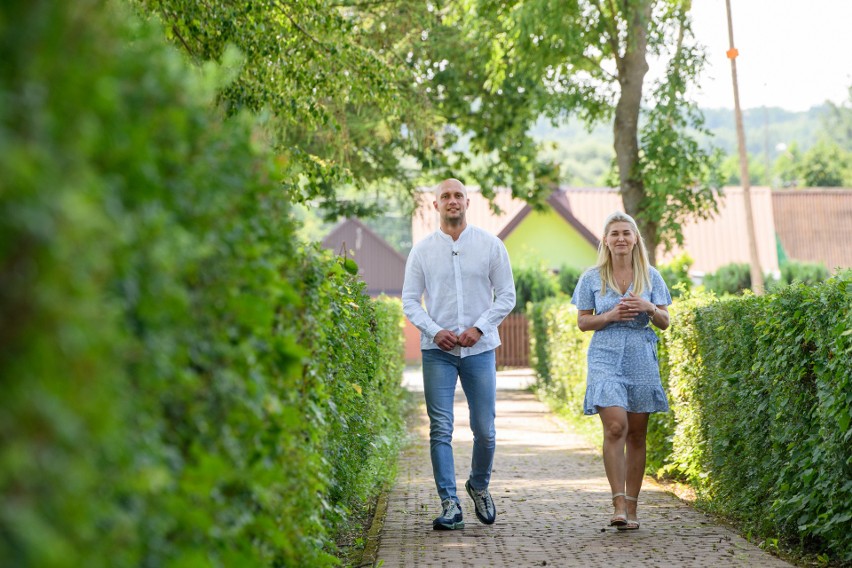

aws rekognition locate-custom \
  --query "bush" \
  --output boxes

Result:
[512,264,559,313]
[704,260,831,296]
[702,262,751,295]
[766,259,831,291]
[528,298,590,399]
[659,277,852,562]
[657,253,693,298]
[0,3,405,566]
[556,264,584,297]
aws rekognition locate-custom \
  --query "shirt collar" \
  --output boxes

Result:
[437,224,470,242]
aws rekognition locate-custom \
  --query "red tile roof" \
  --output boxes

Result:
[771,188,852,271]
[562,187,779,276]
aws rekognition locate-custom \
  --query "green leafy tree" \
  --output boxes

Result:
[719,152,768,186]
[799,141,850,187]
[133,0,439,217]
[822,85,852,153]
[426,0,721,262]
[773,142,804,187]
[773,140,851,187]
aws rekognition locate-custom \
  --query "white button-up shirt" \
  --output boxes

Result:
[402,225,516,357]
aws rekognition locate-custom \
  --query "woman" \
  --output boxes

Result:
[570,211,672,531]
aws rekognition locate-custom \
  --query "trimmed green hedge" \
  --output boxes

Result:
[528,296,589,408]
[530,276,851,562]
[663,278,851,562]
[1,2,405,567]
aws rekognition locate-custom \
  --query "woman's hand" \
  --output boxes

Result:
[618,292,653,319]
[578,302,636,331]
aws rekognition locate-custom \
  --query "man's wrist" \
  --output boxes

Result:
[474,326,483,336]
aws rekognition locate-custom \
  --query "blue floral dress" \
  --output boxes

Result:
[570,266,672,415]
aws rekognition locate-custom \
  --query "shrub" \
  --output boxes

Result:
[766,259,831,291]
[657,253,694,298]
[512,264,559,313]
[660,277,852,562]
[702,262,752,295]
[556,264,584,297]
[528,298,589,401]
[650,290,715,478]
[0,3,405,566]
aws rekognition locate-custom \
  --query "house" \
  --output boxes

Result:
[771,188,852,271]
[321,217,406,296]
[412,186,781,278]
[497,191,599,272]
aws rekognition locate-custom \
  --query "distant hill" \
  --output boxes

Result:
[697,106,828,158]
[531,105,831,185]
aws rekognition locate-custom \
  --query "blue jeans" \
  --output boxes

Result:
[422,348,497,503]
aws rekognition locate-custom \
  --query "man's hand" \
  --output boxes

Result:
[434,329,460,351]
[457,327,483,348]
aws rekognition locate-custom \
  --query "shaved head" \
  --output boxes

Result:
[434,178,467,198]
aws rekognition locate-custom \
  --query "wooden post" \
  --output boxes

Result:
[725,0,765,294]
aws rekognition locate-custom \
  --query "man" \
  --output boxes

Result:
[402,178,516,530]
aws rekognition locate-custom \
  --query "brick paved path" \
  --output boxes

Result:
[371,369,793,567]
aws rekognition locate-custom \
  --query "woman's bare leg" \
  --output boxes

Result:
[625,412,650,519]
[598,406,629,519]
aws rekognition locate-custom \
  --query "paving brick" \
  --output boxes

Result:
[373,370,793,567]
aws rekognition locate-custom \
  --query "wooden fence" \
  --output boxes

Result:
[495,313,530,368]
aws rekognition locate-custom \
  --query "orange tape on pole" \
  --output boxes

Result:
[726,48,739,59]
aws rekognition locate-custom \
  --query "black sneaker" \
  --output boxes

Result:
[432,499,464,530]
[465,479,496,524]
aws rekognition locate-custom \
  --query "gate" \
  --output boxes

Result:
[495,313,530,368]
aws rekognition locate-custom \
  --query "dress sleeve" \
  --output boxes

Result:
[649,268,673,306]
[571,269,597,311]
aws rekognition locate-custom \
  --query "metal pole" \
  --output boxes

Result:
[725,0,764,294]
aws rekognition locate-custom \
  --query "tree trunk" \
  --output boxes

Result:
[612,1,657,265]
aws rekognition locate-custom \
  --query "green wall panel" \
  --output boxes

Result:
[504,209,598,270]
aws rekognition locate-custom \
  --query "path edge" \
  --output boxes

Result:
[354,486,390,568]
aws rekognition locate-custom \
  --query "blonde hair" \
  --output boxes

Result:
[596,211,651,296]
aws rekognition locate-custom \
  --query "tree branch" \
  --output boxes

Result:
[328,0,403,7]
[671,5,686,80]
[160,8,198,60]
[588,0,623,75]
[580,54,618,82]
[273,0,326,49]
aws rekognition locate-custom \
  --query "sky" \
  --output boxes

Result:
[686,0,852,111]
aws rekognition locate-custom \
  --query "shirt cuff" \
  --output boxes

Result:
[473,320,489,336]
[426,323,443,341]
